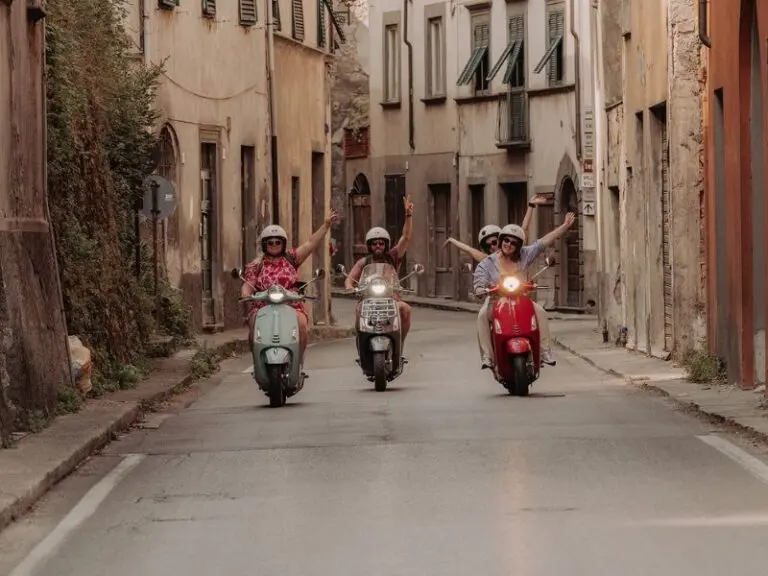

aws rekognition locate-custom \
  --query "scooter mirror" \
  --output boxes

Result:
[335,264,346,274]
[314,268,326,279]
[231,268,242,279]
[413,263,425,275]
[545,257,556,267]
[464,262,473,272]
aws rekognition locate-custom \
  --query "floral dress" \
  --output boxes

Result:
[243,248,307,320]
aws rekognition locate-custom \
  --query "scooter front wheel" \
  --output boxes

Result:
[373,352,388,392]
[267,365,287,407]
[511,355,530,397]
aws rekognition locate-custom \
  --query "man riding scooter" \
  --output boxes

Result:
[473,212,576,370]
[344,195,415,349]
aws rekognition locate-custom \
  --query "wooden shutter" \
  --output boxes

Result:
[473,21,489,48]
[202,0,216,18]
[292,0,305,40]
[239,0,257,25]
[317,0,326,46]
[548,11,565,82]
[273,0,282,30]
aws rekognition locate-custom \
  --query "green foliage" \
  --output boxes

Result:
[682,347,726,384]
[45,0,192,402]
[190,347,220,380]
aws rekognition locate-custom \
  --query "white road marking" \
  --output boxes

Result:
[9,454,145,576]
[698,434,768,486]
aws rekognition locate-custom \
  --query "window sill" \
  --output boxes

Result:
[528,83,575,97]
[454,92,500,105]
[421,95,447,106]
[380,100,402,110]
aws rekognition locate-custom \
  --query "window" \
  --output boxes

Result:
[384,24,401,102]
[488,14,525,86]
[273,0,282,31]
[317,0,326,47]
[534,6,565,83]
[426,16,445,97]
[159,0,180,10]
[202,0,216,18]
[457,13,490,92]
[292,0,305,40]
[239,0,257,25]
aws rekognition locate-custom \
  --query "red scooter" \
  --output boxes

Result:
[478,257,555,396]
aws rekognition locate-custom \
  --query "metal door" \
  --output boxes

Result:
[430,184,452,297]
[349,174,371,264]
[561,178,580,307]
[200,143,217,327]
[661,119,673,351]
[384,174,406,272]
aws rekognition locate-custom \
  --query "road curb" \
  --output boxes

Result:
[0,326,354,534]
[553,337,768,442]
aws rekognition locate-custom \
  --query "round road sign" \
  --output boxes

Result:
[140,175,177,221]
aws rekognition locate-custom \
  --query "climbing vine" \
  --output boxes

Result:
[45,0,191,398]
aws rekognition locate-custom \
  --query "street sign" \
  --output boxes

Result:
[580,172,595,189]
[140,175,177,221]
[583,201,596,216]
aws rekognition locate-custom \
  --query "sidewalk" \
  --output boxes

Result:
[331,287,597,321]
[552,320,768,438]
[0,323,354,533]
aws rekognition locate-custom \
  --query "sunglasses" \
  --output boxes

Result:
[266,239,283,247]
[487,238,499,247]
[501,237,520,245]
[370,240,386,247]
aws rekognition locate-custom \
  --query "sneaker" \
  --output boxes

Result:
[541,348,556,366]
[481,355,495,370]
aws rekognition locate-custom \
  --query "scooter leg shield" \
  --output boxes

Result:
[264,347,291,364]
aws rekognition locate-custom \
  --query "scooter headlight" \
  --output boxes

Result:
[267,286,286,303]
[369,280,387,296]
[502,276,521,293]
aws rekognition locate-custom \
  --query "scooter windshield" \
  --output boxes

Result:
[359,263,400,290]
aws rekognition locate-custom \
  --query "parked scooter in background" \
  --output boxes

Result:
[336,262,424,391]
[231,267,325,407]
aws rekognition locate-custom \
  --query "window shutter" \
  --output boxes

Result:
[473,22,489,48]
[317,0,326,47]
[548,11,564,82]
[508,15,524,42]
[239,0,257,25]
[273,0,282,31]
[292,0,305,41]
[509,92,526,141]
[202,0,216,18]
[159,0,180,10]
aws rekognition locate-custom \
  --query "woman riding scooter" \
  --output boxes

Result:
[473,213,576,370]
[241,210,340,358]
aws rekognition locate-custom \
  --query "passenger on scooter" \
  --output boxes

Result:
[242,211,340,357]
[442,194,547,262]
[473,213,576,370]
[345,195,415,347]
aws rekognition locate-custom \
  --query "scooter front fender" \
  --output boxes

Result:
[264,347,291,364]
[369,336,392,352]
[506,337,532,355]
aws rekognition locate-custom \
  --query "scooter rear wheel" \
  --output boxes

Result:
[511,355,530,397]
[267,365,287,407]
[373,352,388,392]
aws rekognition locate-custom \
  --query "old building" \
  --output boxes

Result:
[125,0,337,330]
[595,0,705,359]
[0,1,71,436]
[703,0,767,389]
[362,0,598,307]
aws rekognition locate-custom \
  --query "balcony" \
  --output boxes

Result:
[496,91,531,150]
[343,126,370,158]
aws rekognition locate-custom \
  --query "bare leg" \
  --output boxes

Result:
[398,302,412,350]
[476,298,494,368]
[533,302,554,365]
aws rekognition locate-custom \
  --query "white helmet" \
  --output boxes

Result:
[478,224,501,246]
[259,225,288,249]
[499,224,526,244]
[365,227,391,249]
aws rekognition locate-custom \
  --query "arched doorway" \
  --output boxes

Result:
[559,176,580,307]
[348,173,371,265]
[155,124,180,281]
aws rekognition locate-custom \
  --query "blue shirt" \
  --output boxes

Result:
[472,241,545,293]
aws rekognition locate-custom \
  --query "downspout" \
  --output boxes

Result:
[403,0,415,151]
[699,0,711,47]
[267,0,280,223]
[569,0,582,161]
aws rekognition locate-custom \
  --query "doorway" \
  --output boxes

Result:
[384,174,407,271]
[559,177,580,307]
[349,173,371,265]
[311,152,327,323]
[429,183,452,297]
[241,146,256,268]
[200,140,218,328]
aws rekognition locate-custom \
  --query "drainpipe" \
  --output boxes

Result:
[569,0,582,162]
[267,0,280,223]
[403,0,415,151]
[699,0,711,47]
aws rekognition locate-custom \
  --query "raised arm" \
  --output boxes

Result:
[540,212,576,247]
[521,194,548,240]
[393,195,414,255]
[443,238,487,263]
[295,210,341,265]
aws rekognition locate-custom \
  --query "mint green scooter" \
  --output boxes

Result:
[231,268,325,407]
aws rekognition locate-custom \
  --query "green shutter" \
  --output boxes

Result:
[202,0,216,18]
[487,41,516,82]
[273,0,282,31]
[548,11,565,82]
[502,41,523,84]
[292,0,305,40]
[159,0,180,10]
[457,47,488,85]
[239,0,257,26]
[317,0,327,47]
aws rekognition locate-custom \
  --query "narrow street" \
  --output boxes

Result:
[3,304,768,575]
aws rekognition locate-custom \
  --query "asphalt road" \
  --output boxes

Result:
[4,303,768,575]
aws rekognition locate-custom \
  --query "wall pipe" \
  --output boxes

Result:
[403,0,415,151]
[569,0,582,162]
[267,0,280,223]
[699,0,711,47]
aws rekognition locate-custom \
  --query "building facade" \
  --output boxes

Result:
[361,0,597,307]
[0,1,71,433]
[703,0,768,389]
[125,0,336,330]
[595,0,705,359]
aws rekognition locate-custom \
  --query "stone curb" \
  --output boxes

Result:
[0,326,354,534]
[552,336,768,442]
